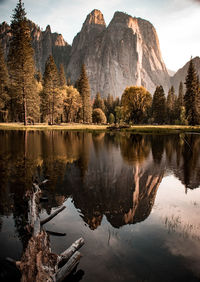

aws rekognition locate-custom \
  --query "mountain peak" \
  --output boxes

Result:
[111,11,134,25]
[84,9,106,27]
[45,25,51,32]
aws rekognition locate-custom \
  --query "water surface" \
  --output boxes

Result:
[0,131,200,281]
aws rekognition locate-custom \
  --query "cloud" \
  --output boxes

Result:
[0,0,6,4]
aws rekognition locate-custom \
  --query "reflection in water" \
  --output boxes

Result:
[0,131,200,281]
[0,132,200,230]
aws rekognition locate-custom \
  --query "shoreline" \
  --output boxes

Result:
[0,123,200,133]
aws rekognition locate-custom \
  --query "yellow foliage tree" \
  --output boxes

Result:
[121,86,152,124]
[63,85,82,122]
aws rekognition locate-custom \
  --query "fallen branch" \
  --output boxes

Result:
[9,180,84,282]
[6,257,21,267]
[46,230,66,237]
[58,237,84,267]
[55,251,82,282]
[40,206,66,225]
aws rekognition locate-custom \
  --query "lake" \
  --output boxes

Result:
[0,130,200,282]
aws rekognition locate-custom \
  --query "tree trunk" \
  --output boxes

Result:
[8,181,85,281]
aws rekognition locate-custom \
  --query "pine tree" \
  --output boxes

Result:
[41,55,62,124]
[93,92,105,112]
[35,70,42,83]
[152,86,166,124]
[67,77,71,86]
[166,86,176,124]
[59,64,66,87]
[104,94,114,119]
[184,58,200,125]
[174,81,185,123]
[77,64,92,123]
[7,0,39,125]
[0,44,10,121]
[178,81,184,107]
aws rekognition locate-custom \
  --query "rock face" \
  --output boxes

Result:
[0,21,71,73]
[67,10,170,98]
[171,57,200,94]
[0,10,171,97]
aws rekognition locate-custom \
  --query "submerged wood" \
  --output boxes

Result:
[10,181,84,282]
[46,230,66,236]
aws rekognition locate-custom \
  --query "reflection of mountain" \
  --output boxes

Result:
[63,135,164,229]
[0,131,200,237]
[124,164,163,224]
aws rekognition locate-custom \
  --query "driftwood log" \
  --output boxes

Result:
[7,180,84,282]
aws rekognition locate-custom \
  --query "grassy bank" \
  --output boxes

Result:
[125,125,200,134]
[0,123,107,131]
[0,123,200,133]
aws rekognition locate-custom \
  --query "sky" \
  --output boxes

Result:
[0,0,199,72]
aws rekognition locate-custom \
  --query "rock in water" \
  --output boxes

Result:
[67,10,170,98]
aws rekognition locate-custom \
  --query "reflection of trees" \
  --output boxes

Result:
[120,134,151,165]
[160,133,200,190]
[0,131,42,247]
[0,131,90,246]
[179,134,200,189]
[1,131,200,240]
[151,135,165,164]
[62,133,164,229]
[76,133,92,178]
[92,132,105,156]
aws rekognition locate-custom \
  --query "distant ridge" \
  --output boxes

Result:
[170,57,200,94]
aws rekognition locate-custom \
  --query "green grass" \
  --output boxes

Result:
[0,123,200,133]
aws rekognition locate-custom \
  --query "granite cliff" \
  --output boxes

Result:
[0,21,71,73]
[67,10,170,98]
[0,9,171,97]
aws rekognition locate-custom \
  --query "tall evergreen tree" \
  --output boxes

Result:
[93,92,105,112]
[104,94,114,119]
[184,58,200,125]
[166,86,176,124]
[41,55,63,124]
[174,81,185,122]
[77,64,92,123]
[178,81,184,107]
[7,0,39,124]
[59,64,66,87]
[35,70,42,83]
[152,86,166,124]
[0,44,10,121]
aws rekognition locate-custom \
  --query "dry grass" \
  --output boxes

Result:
[0,123,107,131]
[0,123,200,133]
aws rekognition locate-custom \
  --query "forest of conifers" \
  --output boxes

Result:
[0,0,200,126]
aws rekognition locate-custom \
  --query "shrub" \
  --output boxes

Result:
[92,108,107,124]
